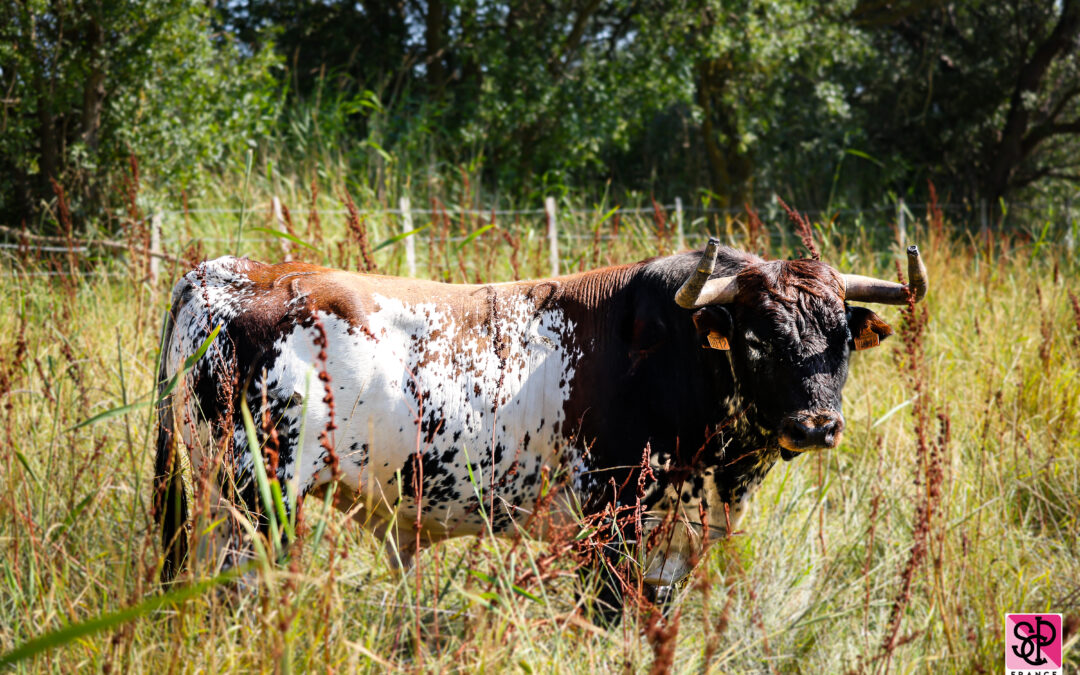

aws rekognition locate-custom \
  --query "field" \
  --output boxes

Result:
[1,179,1078,673]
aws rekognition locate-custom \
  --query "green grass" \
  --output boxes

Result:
[0,179,1078,673]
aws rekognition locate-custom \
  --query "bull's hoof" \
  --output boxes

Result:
[645,583,675,606]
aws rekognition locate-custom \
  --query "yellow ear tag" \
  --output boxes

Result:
[706,332,730,350]
[852,332,880,351]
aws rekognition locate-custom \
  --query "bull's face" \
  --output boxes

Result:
[641,241,927,589]
[691,261,894,452]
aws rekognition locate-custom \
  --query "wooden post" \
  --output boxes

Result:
[272,196,292,261]
[1066,195,1075,255]
[545,196,559,276]
[150,211,162,285]
[896,197,906,246]
[400,196,416,277]
[674,197,685,250]
[979,199,989,239]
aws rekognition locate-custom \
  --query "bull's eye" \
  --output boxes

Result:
[743,331,768,362]
[744,331,768,351]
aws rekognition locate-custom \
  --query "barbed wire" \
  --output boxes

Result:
[129,202,994,217]
[0,242,90,253]
[5,196,1074,278]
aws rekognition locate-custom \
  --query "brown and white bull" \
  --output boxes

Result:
[154,240,927,608]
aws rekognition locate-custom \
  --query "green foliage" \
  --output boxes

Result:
[850,0,1080,205]
[4,0,1080,230]
[674,0,876,206]
[0,0,279,227]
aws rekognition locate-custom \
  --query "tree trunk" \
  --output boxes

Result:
[695,57,752,209]
[982,0,1080,202]
[425,0,446,98]
[34,72,59,191]
[80,12,105,153]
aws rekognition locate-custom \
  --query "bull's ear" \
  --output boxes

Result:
[847,306,894,351]
[692,306,732,351]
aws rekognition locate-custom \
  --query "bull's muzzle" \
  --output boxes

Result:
[778,410,844,451]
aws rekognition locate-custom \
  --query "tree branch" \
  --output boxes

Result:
[1022,118,1080,156]
[548,0,604,79]
[984,0,1080,199]
[1043,84,1080,124]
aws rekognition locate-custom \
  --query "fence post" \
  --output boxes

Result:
[979,199,989,240]
[1066,195,1075,255]
[545,196,559,276]
[675,197,685,250]
[896,197,906,246]
[272,196,292,262]
[150,211,162,285]
[400,196,416,277]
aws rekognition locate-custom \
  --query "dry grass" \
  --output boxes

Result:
[0,182,1078,673]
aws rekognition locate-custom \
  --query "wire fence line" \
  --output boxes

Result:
[119,201,1054,218]
[2,270,130,279]
[0,242,90,253]
[4,195,1076,280]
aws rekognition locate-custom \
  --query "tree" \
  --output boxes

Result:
[641,1,873,208]
[853,0,1080,205]
[0,0,278,229]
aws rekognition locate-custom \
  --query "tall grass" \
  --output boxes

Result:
[0,172,1078,672]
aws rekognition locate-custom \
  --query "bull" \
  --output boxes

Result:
[153,239,927,614]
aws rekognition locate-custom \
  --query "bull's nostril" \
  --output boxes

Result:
[785,421,808,442]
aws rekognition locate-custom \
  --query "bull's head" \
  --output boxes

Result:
[642,241,927,588]
[675,239,927,453]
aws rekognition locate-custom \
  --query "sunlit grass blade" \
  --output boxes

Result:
[457,223,493,250]
[48,492,94,542]
[239,391,281,550]
[0,565,254,666]
[373,223,430,252]
[249,227,321,253]
[13,450,39,484]
[69,399,153,431]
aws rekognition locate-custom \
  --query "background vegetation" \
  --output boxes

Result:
[1,0,1079,672]
[3,0,1080,227]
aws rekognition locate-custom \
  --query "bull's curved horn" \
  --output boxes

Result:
[842,245,928,305]
[674,238,720,308]
[674,238,739,308]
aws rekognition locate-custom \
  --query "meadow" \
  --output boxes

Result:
[1,173,1078,673]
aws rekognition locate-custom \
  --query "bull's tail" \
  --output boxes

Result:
[153,303,188,583]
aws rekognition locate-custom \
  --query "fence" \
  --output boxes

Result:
[2,195,1076,281]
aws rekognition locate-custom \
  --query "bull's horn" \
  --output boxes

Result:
[841,245,928,305]
[674,238,739,308]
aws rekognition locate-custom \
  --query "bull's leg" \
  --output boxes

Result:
[186,443,264,579]
[182,406,276,581]
[577,560,628,626]
[305,481,428,572]
[153,399,189,583]
[372,518,426,571]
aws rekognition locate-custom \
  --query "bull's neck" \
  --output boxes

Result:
[543,262,643,309]
[550,263,743,490]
